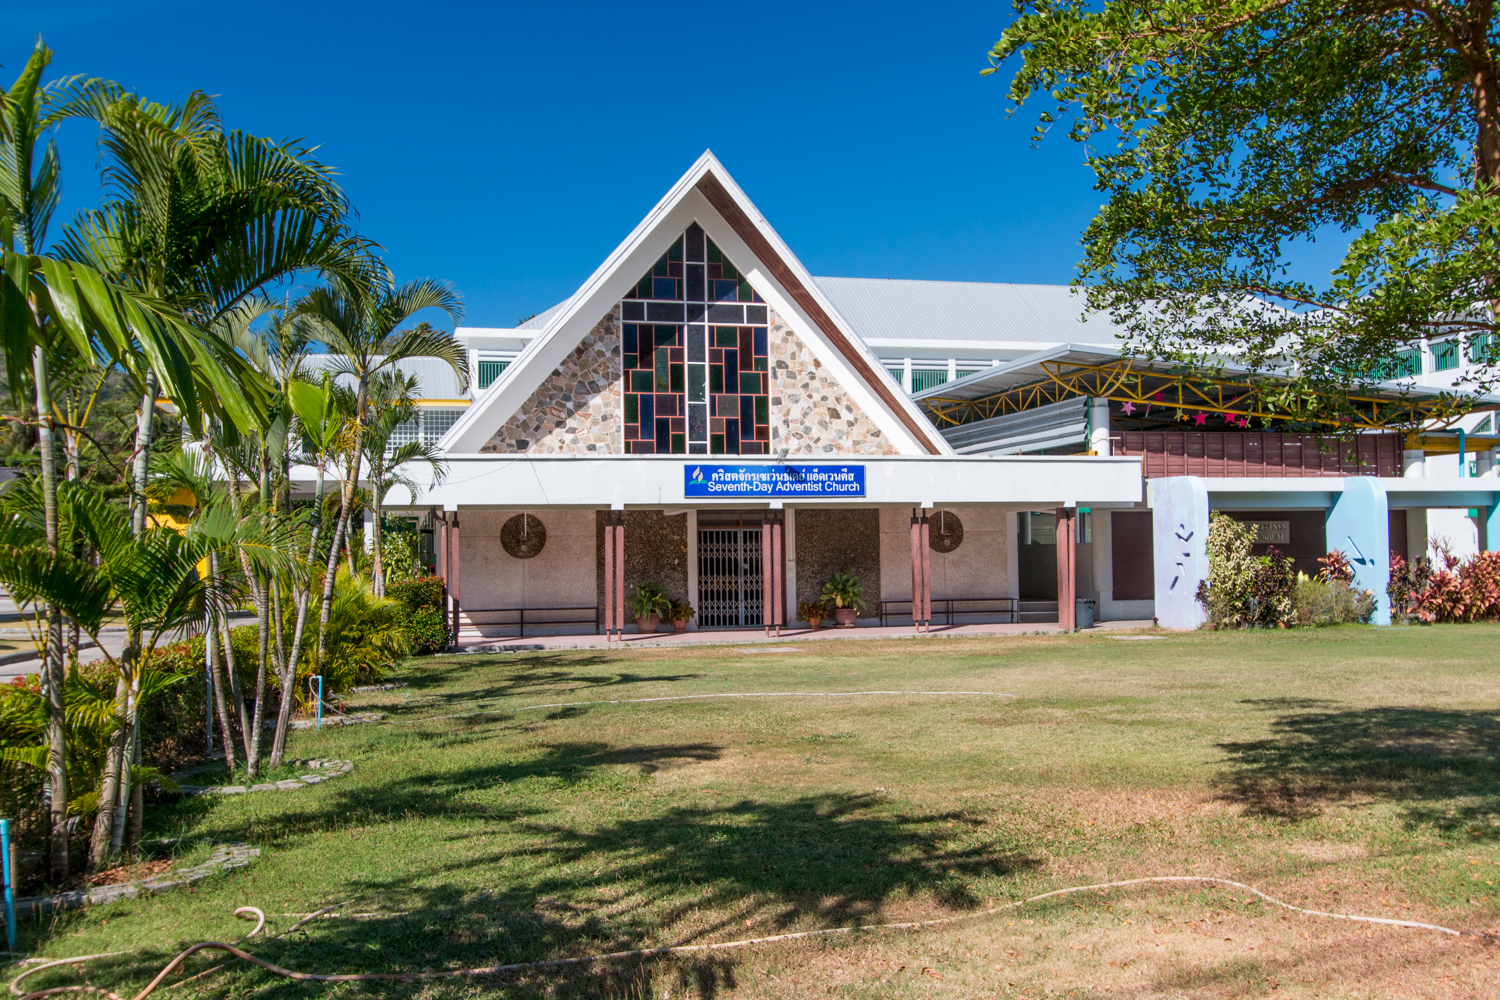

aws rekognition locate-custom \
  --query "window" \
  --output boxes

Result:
[910,370,950,393]
[956,369,981,380]
[1390,349,1421,378]
[387,414,419,453]
[1433,339,1460,371]
[1474,415,1493,435]
[477,359,509,389]
[1469,333,1495,365]
[422,409,463,444]
[620,223,769,455]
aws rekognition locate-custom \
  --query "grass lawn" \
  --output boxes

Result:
[12,626,1500,999]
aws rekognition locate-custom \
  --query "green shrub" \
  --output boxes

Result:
[389,575,448,654]
[1196,512,1295,628]
[1293,573,1378,625]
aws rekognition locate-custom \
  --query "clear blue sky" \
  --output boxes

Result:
[6,1,1338,331]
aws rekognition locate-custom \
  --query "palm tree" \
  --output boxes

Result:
[296,279,466,666]
[50,77,380,532]
[0,40,253,882]
[361,370,447,596]
[0,481,291,864]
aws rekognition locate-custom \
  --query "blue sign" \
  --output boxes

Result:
[685,464,865,498]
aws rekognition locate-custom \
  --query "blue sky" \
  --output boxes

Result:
[7,1,1339,331]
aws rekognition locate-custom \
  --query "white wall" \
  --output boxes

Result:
[458,509,598,635]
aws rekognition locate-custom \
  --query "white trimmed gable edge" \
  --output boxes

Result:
[439,152,951,456]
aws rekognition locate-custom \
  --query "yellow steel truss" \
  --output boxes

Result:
[919,359,1489,431]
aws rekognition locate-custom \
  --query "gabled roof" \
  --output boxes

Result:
[438,151,951,456]
[813,277,1125,350]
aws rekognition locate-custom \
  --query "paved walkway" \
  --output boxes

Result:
[457,619,1157,652]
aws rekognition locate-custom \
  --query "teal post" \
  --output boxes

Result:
[1326,477,1391,625]
[2,818,14,951]
[1486,499,1500,553]
[315,676,323,732]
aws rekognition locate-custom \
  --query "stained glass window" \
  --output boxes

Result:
[620,223,769,454]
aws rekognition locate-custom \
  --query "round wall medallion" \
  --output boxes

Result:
[929,512,964,553]
[500,514,547,559]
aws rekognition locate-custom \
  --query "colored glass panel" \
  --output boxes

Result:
[620,228,768,456]
[477,359,509,389]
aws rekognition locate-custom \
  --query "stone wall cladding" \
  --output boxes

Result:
[480,307,622,454]
[768,308,900,456]
[794,508,882,618]
[595,511,690,623]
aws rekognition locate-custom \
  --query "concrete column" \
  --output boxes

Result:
[784,508,798,625]
[1402,449,1425,478]
[685,510,699,630]
[1056,508,1077,630]
[1004,511,1020,610]
[1151,476,1210,629]
[1486,502,1500,553]
[902,358,912,393]
[1326,477,1391,625]
[449,515,462,644]
[1093,509,1115,619]
[1088,398,1112,455]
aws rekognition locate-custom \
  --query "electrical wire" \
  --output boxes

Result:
[10,875,1478,1000]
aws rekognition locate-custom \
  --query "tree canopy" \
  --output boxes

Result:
[987,0,1500,416]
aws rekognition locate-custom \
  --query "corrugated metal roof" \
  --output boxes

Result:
[812,277,1125,348]
[518,299,570,330]
[299,355,468,399]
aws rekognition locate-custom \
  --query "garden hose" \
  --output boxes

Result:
[9,876,1480,1000]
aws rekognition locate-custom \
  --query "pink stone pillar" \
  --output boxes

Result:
[450,515,462,646]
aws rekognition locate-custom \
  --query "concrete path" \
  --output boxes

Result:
[456,618,1158,653]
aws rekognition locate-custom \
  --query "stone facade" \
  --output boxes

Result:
[480,307,622,454]
[595,511,691,621]
[794,508,882,618]
[768,308,900,456]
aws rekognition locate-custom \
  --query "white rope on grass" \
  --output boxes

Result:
[10,875,1474,999]
[393,690,1017,726]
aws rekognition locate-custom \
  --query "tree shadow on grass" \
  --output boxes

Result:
[138,743,1038,999]
[385,654,709,713]
[1216,705,1500,837]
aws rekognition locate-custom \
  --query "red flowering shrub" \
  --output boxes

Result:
[1408,550,1500,623]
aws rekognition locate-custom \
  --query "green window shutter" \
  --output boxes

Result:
[477,360,509,389]
[1433,340,1459,371]
[1469,333,1494,365]
[910,370,950,393]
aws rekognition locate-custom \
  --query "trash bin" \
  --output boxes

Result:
[1075,598,1096,629]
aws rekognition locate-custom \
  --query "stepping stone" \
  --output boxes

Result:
[249,783,276,792]
[215,785,247,794]
[275,779,303,790]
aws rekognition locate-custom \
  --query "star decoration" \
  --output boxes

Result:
[1193,412,1208,426]
[1122,401,1137,415]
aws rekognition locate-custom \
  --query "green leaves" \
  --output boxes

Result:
[990,0,1500,413]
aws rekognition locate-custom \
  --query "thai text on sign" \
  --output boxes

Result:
[684,464,866,497]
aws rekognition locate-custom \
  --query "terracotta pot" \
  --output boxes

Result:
[805,617,823,630]
[833,608,856,628]
[636,614,659,633]
[672,620,688,632]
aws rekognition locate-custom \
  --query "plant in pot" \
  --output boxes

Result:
[668,600,695,632]
[630,583,670,633]
[798,600,828,629]
[819,571,864,628]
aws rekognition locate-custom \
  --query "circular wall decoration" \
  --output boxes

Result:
[500,514,547,559]
[929,511,964,553]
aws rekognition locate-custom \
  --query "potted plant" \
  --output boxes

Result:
[669,600,695,632]
[629,583,670,633]
[819,571,864,628]
[798,600,828,629]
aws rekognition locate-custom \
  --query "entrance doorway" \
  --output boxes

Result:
[697,527,764,628]
[1017,511,1058,600]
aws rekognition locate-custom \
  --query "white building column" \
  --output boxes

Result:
[1151,476,1210,630]
[1403,449,1425,478]
[685,510,699,630]
[1088,398,1112,455]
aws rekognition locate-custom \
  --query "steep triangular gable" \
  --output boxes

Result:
[440,151,951,456]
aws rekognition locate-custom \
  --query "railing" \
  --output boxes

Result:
[459,606,600,637]
[877,597,1018,627]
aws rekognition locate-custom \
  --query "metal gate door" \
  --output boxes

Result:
[697,528,763,628]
